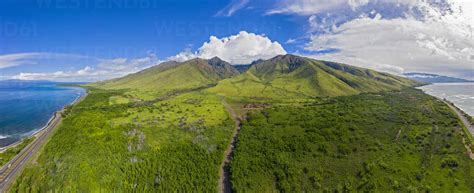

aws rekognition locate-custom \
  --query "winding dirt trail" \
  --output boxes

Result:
[218,97,242,193]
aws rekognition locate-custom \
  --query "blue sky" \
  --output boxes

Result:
[1,0,301,57]
[0,0,472,81]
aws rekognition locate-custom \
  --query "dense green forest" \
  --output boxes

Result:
[10,88,234,192]
[231,89,474,192]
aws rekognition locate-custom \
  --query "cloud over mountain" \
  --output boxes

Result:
[263,0,474,78]
[169,31,287,64]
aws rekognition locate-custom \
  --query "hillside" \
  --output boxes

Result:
[231,89,474,192]
[404,72,474,83]
[208,54,419,99]
[92,57,240,99]
[91,54,418,100]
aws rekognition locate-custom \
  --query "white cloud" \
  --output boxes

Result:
[2,52,162,82]
[215,0,250,17]
[12,66,97,81]
[306,15,473,77]
[268,0,439,16]
[167,48,197,62]
[286,38,297,44]
[0,53,90,69]
[0,53,41,69]
[265,0,474,79]
[170,31,287,64]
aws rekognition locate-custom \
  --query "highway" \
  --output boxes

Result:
[443,100,474,137]
[0,111,62,192]
[0,93,86,192]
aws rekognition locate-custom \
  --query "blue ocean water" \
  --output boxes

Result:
[419,83,474,116]
[0,80,85,147]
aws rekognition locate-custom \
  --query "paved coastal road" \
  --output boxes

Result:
[0,111,63,192]
[444,101,474,137]
[442,100,474,159]
[0,93,86,192]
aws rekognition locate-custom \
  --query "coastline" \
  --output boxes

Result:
[0,89,87,153]
[417,83,474,117]
[418,85,474,138]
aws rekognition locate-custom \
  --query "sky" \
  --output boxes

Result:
[0,0,473,81]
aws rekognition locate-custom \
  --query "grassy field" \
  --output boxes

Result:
[230,89,474,192]
[10,88,234,192]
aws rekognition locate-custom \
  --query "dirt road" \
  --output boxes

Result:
[218,97,242,193]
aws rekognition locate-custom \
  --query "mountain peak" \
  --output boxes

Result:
[269,54,303,61]
[208,56,223,61]
[207,56,230,67]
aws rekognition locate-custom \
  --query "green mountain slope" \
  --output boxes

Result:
[208,54,419,99]
[92,57,240,98]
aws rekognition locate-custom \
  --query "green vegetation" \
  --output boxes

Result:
[209,55,419,100]
[231,89,473,192]
[9,55,472,192]
[92,57,239,100]
[444,100,474,151]
[0,137,35,167]
[93,55,418,101]
[10,88,234,192]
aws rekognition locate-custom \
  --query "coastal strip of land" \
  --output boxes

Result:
[0,92,87,192]
[441,99,474,160]
[444,100,474,137]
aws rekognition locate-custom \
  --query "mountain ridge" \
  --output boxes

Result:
[92,54,419,99]
[91,56,239,98]
[208,54,419,99]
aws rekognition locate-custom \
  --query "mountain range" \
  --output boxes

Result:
[93,54,419,99]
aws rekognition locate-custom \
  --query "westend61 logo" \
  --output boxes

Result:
[36,0,159,9]
[0,19,37,37]
[155,21,280,38]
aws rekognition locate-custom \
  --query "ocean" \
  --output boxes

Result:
[419,83,474,116]
[0,80,85,147]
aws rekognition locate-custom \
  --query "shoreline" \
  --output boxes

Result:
[417,83,474,117]
[0,89,87,152]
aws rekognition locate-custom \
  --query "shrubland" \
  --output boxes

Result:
[230,89,474,192]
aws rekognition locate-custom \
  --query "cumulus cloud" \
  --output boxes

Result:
[264,0,474,79]
[170,31,287,64]
[167,48,197,62]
